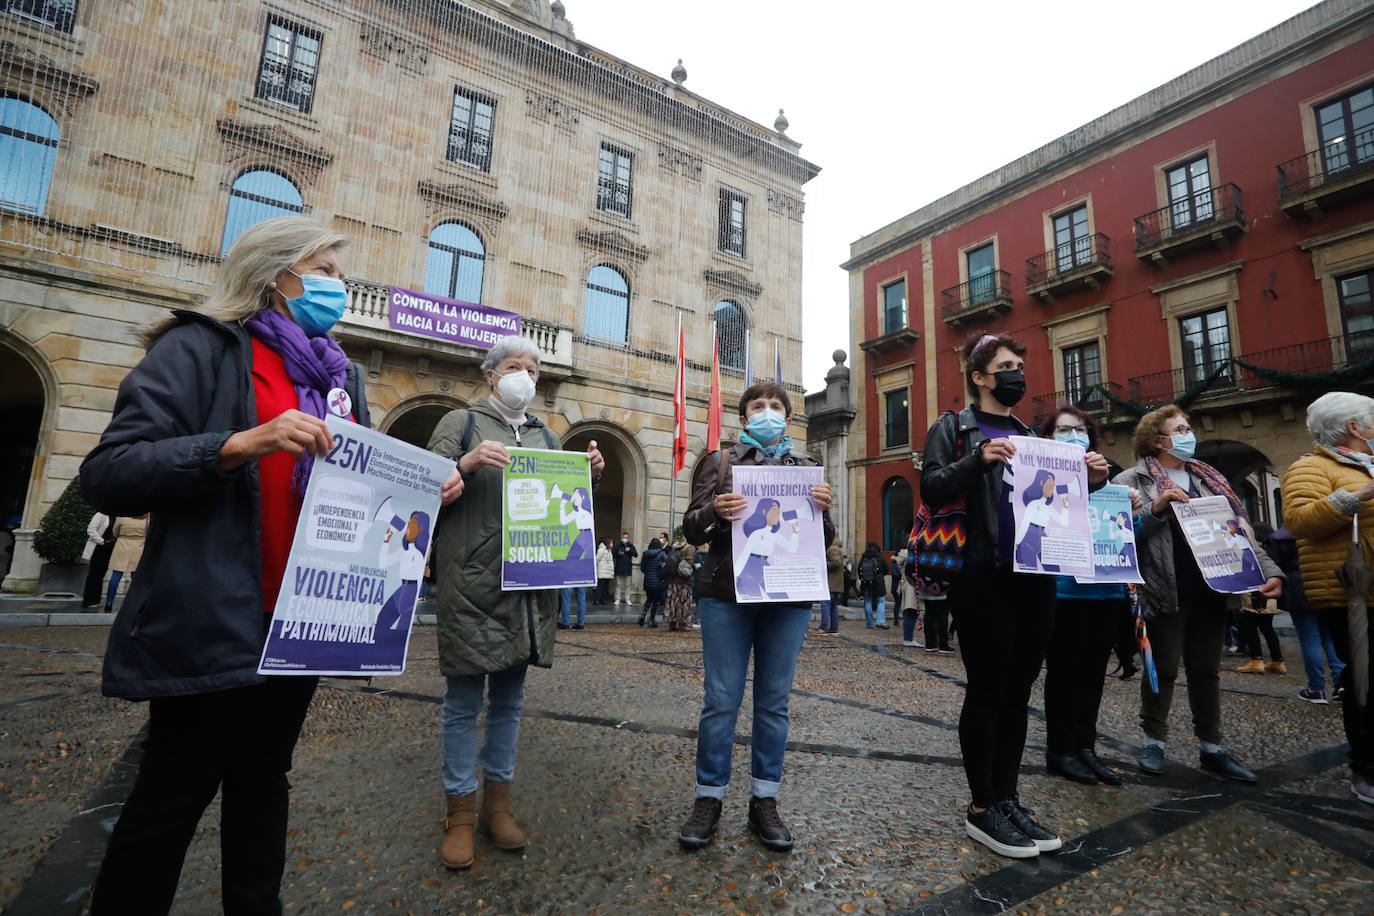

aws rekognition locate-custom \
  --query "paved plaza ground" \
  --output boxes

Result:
[1,607,1372,915]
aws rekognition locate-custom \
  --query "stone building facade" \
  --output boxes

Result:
[0,0,819,590]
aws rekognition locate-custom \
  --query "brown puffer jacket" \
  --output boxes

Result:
[1280,444,1374,611]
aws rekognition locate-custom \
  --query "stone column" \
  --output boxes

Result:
[803,350,856,552]
[2,530,40,593]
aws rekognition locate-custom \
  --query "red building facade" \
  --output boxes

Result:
[844,0,1374,553]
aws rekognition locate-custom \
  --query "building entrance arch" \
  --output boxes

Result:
[381,394,467,449]
[562,420,647,546]
[1,329,59,589]
[1194,438,1276,524]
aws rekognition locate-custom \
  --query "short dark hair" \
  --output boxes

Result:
[1037,403,1101,450]
[738,381,791,418]
[963,333,1026,398]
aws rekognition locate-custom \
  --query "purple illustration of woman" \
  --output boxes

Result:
[557,486,594,561]
[734,498,800,600]
[375,510,430,652]
[1013,469,1069,571]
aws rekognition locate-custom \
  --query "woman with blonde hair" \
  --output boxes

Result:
[82,216,464,913]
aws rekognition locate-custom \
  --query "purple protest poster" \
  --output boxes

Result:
[500,448,596,590]
[1006,435,1094,578]
[729,465,829,604]
[388,286,521,349]
[1170,496,1267,593]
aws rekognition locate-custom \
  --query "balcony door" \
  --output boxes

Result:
[966,243,996,305]
[1166,155,1213,231]
[1317,83,1374,176]
[1052,205,1091,273]
[1337,268,1374,363]
[1179,307,1232,390]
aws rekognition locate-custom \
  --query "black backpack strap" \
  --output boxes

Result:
[459,409,478,454]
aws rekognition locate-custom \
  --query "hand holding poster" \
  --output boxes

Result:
[730,465,829,603]
[1007,436,1093,577]
[1075,484,1143,584]
[501,448,596,590]
[1170,496,1267,593]
[258,415,455,676]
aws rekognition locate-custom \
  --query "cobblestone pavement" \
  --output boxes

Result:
[1,618,1372,915]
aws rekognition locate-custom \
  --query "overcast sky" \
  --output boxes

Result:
[566,0,1321,392]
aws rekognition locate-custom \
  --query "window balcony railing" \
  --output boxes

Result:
[1028,382,1123,431]
[1133,183,1245,266]
[1126,364,1236,407]
[1025,233,1113,301]
[3,0,77,33]
[940,269,1013,325]
[1277,128,1374,218]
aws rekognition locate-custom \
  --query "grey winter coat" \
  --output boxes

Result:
[426,399,561,676]
[1113,458,1283,619]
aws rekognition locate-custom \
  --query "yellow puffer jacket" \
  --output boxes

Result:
[1280,445,1374,611]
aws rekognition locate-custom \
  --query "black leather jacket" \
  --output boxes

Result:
[919,406,1032,571]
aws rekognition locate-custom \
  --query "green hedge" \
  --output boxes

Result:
[33,477,94,565]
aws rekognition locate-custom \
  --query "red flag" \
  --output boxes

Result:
[672,314,687,474]
[706,324,723,452]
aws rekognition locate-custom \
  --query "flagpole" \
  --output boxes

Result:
[669,311,680,539]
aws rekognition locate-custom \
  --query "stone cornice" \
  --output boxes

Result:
[417,179,511,221]
[576,227,648,262]
[217,118,333,181]
[702,267,761,299]
[0,39,98,116]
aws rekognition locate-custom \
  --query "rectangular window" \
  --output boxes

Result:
[885,388,909,449]
[448,89,495,171]
[966,243,996,304]
[1179,307,1232,389]
[255,16,321,113]
[1337,268,1374,362]
[1317,83,1374,176]
[882,279,907,334]
[1052,205,1091,271]
[4,0,76,32]
[1166,154,1213,230]
[718,190,746,257]
[1062,342,1102,408]
[596,144,633,217]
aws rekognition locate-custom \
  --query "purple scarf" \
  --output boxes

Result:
[245,309,347,496]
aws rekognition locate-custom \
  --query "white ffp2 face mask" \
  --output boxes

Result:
[494,369,536,411]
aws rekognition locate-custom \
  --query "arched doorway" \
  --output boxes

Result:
[1195,438,1275,525]
[880,476,914,551]
[381,395,465,449]
[1,331,57,589]
[562,420,647,546]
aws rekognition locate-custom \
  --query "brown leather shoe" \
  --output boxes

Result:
[441,793,476,869]
[480,780,527,850]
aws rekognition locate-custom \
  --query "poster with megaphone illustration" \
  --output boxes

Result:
[1006,435,1093,578]
[501,447,596,590]
[1169,496,1267,593]
[729,465,829,603]
[258,415,455,676]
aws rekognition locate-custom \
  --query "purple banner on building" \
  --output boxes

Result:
[388,286,521,349]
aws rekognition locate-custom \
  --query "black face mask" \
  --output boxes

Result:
[988,369,1026,407]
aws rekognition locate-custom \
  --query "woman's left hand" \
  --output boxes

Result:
[1085,450,1110,484]
[587,439,605,476]
[1129,487,1144,513]
[1258,576,1283,598]
[811,482,832,512]
[440,468,464,506]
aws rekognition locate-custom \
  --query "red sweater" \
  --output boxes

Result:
[251,337,302,614]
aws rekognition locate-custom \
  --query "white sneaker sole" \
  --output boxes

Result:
[1354,785,1374,806]
[1031,834,1062,852]
[965,821,1039,858]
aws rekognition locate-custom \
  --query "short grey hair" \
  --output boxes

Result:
[1306,391,1374,447]
[480,334,541,376]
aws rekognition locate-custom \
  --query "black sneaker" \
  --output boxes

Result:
[747,796,794,851]
[678,797,722,850]
[557,622,570,629]
[964,804,1038,859]
[1200,749,1257,783]
[998,798,1061,852]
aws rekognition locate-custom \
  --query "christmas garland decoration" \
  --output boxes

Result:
[1232,353,1374,388]
[1097,360,1245,418]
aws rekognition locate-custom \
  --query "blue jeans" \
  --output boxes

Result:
[1291,608,1345,691]
[695,597,812,799]
[819,595,839,630]
[560,586,586,626]
[864,595,887,627]
[442,666,527,796]
[902,607,920,642]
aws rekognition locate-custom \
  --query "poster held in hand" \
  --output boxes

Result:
[730,465,828,603]
[501,447,596,590]
[1006,436,1093,577]
[258,415,454,677]
[1075,484,1143,584]
[1170,496,1267,593]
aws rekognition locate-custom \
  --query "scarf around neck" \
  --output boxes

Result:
[1332,444,1374,474]
[741,432,793,459]
[245,308,348,496]
[1144,454,1249,522]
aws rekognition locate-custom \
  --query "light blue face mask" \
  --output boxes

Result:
[282,269,347,337]
[745,407,787,444]
[1055,431,1090,450]
[1165,430,1197,462]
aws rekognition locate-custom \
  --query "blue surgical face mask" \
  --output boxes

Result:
[282,269,347,337]
[1055,431,1090,450]
[1165,430,1196,462]
[746,407,787,444]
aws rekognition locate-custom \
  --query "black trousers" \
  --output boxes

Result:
[83,540,115,607]
[91,677,318,916]
[1113,601,1138,669]
[952,566,1055,809]
[1044,597,1124,754]
[1317,604,1374,779]
[924,600,950,651]
[1239,611,1283,661]
[594,577,611,604]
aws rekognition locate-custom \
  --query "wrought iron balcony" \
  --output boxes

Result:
[1277,128,1374,218]
[1133,184,1245,266]
[1126,364,1236,407]
[940,269,1013,325]
[1025,233,1113,302]
[1028,382,1122,430]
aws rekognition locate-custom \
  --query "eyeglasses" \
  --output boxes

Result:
[1054,425,1087,435]
[1163,426,1193,436]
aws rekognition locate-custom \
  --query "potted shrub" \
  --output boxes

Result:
[33,477,93,598]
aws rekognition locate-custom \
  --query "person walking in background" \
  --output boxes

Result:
[1235,521,1286,675]
[858,542,889,629]
[665,534,697,632]
[103,514,149,613]
[639,537,667,627]
[843,554,856,606]
[594,536,614,605]
[896,547,922,648]
[822,541,844,634]
[613,531,637,607]
[82,510,114,609]
[1267,524,1343,703]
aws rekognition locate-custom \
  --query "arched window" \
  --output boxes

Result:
[881,477,914,552]
[584,265,629,344]
[0,97,59,215]
[221,169,303,257]
[714,300,746,370]
[425,222,485,303]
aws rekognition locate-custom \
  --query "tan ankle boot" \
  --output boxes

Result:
[441,793,476,869]
[480,780,527,850]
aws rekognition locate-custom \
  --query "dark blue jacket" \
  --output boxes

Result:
[612,540,638,576]
[640,547,666,594]
[81,310,369,699]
